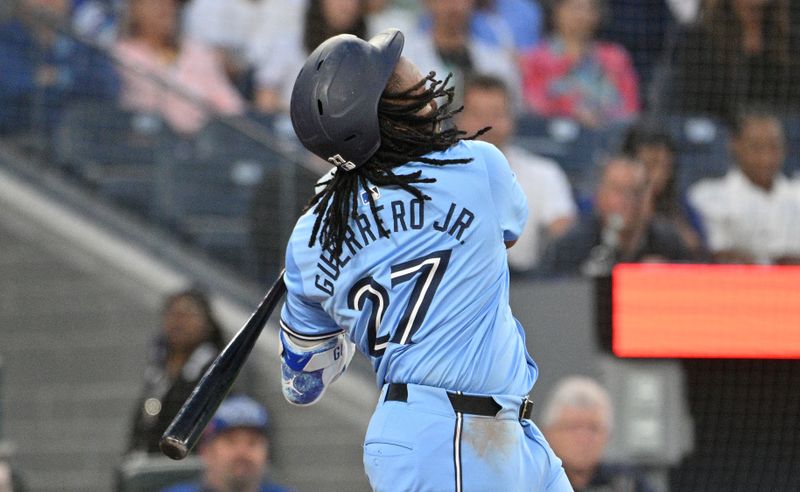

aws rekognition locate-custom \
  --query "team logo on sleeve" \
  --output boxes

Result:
[360,186,381,205]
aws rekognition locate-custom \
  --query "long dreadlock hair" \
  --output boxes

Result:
[306,71,490,259]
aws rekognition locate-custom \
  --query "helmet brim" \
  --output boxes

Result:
[368,29,405,91]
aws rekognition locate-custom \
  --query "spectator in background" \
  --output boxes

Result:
[163,395,293,492]
[662,0,800,120]
[536,156,694,277]
[598,0,675,103]
[367,0,536,54]
[475,0,544,53]
[248,0,369,114]
[0,0,119,136]
[400,0,521,106]
[182,0,307,100]
[519,0,639,128]
[127,288,226,454]
[114,0,245,134]
[622,123,704,257]
[413,0,516,53]
[688,109,800,264]
[541,376,656,492]
[458,74,577,273]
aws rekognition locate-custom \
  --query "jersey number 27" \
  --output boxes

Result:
[347,249,452,356]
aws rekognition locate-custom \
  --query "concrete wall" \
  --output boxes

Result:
[0,158,376,492]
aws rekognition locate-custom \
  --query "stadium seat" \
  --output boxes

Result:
[116,454,203,492]
[513,113,628,194]
[53,101,173,216]
[154,117,294,273]
[514,114,598,173]
[661,114,731,192]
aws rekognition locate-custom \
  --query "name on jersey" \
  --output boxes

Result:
[314,198,474,295]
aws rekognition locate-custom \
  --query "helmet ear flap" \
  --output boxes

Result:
[290,29,405,170]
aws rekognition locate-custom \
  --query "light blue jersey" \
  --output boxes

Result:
[280,140,538,397]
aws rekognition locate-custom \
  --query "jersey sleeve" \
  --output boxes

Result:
[280,242,343,342]
[478,141,529,241]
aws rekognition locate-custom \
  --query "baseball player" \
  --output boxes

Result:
[278,29,573,491]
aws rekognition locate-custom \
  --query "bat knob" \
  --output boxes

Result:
[160,436,189,461]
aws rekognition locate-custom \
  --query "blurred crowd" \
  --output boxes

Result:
[1,0,798,279]
[1,1,800,490]
[2,0,799,126]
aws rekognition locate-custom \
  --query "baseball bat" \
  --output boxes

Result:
[159,270,287,460]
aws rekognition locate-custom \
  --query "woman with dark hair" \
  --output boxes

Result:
[622,124,705,256]
[127,288,226,454]
[275,29,572,490]
[250,0,368,114]
[662,0,800,120]
[114,0,244,134]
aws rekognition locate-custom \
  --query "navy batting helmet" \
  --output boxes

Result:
[289,29,405,171]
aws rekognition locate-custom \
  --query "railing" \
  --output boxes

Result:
[1,2,326,284]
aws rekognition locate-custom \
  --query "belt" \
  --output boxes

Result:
[385,383,534,420]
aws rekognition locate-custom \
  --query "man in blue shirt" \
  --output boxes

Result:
[280,29,572,491]
[163,395,292,492]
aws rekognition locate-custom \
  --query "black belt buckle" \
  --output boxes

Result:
[519,397,533,420]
